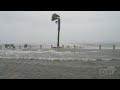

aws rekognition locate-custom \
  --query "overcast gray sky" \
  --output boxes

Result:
[0,11,120,44]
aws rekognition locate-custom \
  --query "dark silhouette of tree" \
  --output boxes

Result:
[51,13,61,48]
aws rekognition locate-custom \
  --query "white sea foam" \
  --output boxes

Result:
[0,49,120,61]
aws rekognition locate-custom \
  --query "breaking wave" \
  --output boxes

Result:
[0,49,120,61]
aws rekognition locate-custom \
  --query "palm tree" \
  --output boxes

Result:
[51,13,61,48]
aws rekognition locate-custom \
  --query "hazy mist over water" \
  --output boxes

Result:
[0,11,120,44]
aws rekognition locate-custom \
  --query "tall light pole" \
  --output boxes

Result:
[51,13,61,48]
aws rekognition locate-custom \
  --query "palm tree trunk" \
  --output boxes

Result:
[57,18,60,48]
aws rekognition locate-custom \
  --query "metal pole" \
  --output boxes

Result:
[0,45,1,50]
[113,44,115,50]
[74,45,76,49]
[57,18,60,48]
[51,45,53,48]
[99,45,101,50]
[62,45,64,48]
[19,45,21,50]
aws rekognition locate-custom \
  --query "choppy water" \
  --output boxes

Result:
[0,48,120,61]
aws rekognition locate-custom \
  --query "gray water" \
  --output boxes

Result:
[0,44,120,79]
[0,48,120,61]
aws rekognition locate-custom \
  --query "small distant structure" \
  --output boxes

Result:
[29,45,31,49]
[0,45,2,49]
[66,45,70,48]
[51,45,53,48]
[24,44,28,48]
[73,45,76,48]
[113,44,115,50]
[40,45,42,49]
[62,45,64,48]
[4,44,15,49]
[24,44,32,50]
[99,45,101,50]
